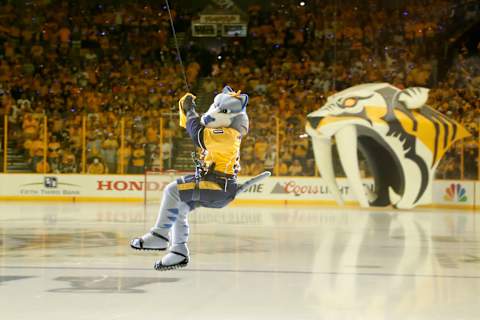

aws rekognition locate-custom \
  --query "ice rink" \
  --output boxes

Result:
[0,202,479,320]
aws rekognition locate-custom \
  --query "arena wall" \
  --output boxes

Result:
[0,174,477,210]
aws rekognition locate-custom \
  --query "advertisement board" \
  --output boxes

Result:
[476,181,480,210]
[431,180,476,209]
[0,174,174,201]
[0,174,477,210]
[236,176,373,203]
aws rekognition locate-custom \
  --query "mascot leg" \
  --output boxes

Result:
[154,204,190,270]
[130,181,191,260]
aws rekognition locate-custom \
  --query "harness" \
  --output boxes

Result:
[191,152,204,201]
[191,155,237,200]
[206,170,237,192]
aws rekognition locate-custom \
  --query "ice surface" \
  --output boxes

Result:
[0,202,479,320]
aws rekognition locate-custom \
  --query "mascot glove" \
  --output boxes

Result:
[179,93,197,114]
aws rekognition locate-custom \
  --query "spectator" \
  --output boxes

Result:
[274,161,289,176]
[101,133,119,173]
[87,157,108,174]
[60,149,77,173]
[35,159,50,173]
[130,143,145,174]
[161,140,173,170]
[288,159,304,176]
[29,136,45,171]
[22,114,39,140]
[254,138,268,162]
[47,135,61,173]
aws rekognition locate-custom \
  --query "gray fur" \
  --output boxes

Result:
[216,93,244,113]
[230,113,249,136]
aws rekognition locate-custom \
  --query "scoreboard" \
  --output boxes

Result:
[192,14,247,37]
[192,24,217,37]
[222,24,247,37]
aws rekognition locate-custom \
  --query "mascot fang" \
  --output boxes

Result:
[131,86,269,270]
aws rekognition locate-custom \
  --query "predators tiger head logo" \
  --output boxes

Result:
[306,83,470,209]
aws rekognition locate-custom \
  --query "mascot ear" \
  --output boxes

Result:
[240,93,249,110]
[222,86,234,94]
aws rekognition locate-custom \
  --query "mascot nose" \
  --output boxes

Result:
[307,116,323,129]
[202,115,216,125]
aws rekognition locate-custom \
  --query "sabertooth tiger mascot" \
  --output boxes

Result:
[131,86,269,270]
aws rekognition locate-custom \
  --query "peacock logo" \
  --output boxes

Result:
[444,183,467,202]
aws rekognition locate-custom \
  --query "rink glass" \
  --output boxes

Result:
[0,112,478,180]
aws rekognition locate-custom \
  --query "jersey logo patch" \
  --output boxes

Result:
[213,129,224,134]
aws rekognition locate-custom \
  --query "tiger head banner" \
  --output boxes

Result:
[306,83,470,209]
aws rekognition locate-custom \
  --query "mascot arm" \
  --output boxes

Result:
[182,94,196,113]
[186,116,206,149]
[178,93,197,128]
[178,92,207,148]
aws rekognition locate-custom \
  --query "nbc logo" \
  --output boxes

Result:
[443,183,468,202]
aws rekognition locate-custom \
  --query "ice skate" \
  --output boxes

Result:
[130,230,169,251]
[154,244,189,271]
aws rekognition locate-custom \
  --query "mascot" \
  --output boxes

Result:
[131,86,269,270]
[306,83,470,209]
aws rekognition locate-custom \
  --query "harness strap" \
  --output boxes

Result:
[192,152,201,201]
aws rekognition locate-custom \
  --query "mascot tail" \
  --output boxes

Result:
[235,171,271,195]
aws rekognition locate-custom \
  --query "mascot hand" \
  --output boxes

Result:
[178,93,196,128]
[179,93,196,114]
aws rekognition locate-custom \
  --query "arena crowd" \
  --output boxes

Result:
[0,0,477,180]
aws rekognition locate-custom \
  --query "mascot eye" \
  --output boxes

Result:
[220,109,228,114]
[342,98,358,108]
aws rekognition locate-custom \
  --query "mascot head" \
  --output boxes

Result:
[306,83,470,209]
[201,86,249,136]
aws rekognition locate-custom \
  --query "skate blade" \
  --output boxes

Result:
[130,244,167,251]
[154,259,189,271]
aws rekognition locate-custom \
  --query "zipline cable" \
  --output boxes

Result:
[165,0,190,92]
